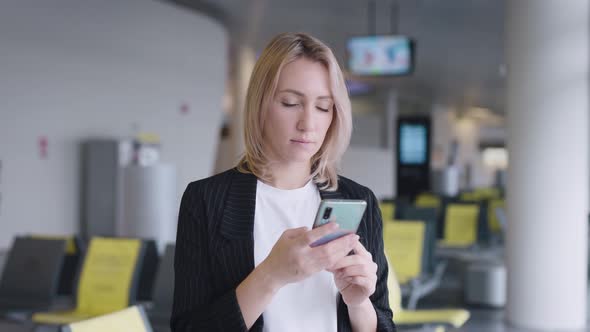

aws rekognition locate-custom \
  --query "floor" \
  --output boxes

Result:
[450,309,590,332]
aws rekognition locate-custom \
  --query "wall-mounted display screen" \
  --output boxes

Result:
[399,123,427,165]
[347,35,414,76]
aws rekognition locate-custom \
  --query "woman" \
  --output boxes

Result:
[171,32,395,332]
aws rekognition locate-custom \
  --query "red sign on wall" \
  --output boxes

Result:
[38,136,48,159]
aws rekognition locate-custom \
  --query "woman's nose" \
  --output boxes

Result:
[296,107,315,131]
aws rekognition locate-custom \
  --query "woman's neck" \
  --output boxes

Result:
[264,162,312,190]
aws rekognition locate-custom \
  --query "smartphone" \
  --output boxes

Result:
[310,199,367,247]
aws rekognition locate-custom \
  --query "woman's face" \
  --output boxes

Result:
[262,57,334,167]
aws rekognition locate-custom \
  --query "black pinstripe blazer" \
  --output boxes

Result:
[171,168,396,331]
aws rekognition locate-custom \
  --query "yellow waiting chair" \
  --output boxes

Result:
[32,237,146,325]
[488,199,505,234]
[63,305,152,332]
[383,221,425,285]
[29,234,84,296]
[379,202,396,224]
[383,218,447,310]
[459,191,480,202]
[387,261,470,330]
[147,244,176,328]
[460,188,501,202]
[474,187,501,200]
[439,203,480,247]
[384,221,469,328]
[415,193,441,210]
[0,237,67,313]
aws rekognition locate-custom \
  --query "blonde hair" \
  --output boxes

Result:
[236,32,352,191]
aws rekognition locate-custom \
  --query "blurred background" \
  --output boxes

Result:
[0,0,588,331]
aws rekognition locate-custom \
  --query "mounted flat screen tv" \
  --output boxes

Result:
[347,35,414,76]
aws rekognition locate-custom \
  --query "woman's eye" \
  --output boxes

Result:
[281,102,298,107]
[317,106,330,112]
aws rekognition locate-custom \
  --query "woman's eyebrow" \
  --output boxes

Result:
[279,89,332,100]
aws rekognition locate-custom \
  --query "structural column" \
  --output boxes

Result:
[506,1,588,330]
[223,44,256,169]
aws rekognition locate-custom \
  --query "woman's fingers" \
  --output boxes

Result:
[299,222,339,246]
[329,252,373,271]
[352,240,372,259]
[335,262,377,279]
[343,276,375,292]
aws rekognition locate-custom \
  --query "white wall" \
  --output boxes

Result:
[350,113,383,147]
[341,147,395,200]
[0,0,227,248]
[340,92,397,199]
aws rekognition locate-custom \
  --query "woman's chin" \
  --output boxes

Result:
[282,152,316,164]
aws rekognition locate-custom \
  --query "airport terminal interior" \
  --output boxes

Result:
[0,0,589,331]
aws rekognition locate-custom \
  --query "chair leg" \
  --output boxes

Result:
[408,291,419,310]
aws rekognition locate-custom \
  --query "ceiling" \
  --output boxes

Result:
[172,0,506,113]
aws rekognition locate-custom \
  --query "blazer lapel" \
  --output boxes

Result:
[219,170,258,240]
[319,187,344,200]
[212,170,258,291]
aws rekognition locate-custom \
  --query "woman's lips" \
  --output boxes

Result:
[291,139,313,144]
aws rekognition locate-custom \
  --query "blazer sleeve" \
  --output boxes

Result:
[365,188,397,331]
[170,183,249,331]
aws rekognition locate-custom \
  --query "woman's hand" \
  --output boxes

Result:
[237,224,357,329]
[328,240,378,307]
[259,222,359,290]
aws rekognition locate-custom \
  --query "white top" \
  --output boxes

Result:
[253,179,339,332]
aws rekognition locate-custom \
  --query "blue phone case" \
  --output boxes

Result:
[310,199,367,247]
